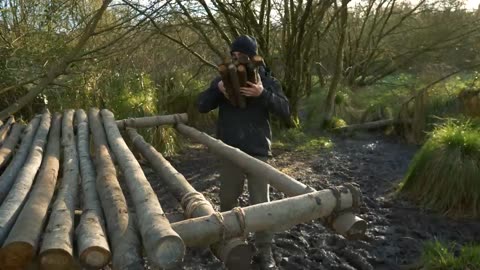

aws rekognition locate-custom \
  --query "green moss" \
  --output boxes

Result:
[400,119,480,218]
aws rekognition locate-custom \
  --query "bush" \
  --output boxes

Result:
[400,119,480,218]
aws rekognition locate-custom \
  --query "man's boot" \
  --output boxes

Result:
[256,245,277,270]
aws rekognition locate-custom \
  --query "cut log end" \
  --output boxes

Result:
[0,241,35,269]
[39,249,74,270]
[79,246,111,268]
[331,212,367,240]
[214,238,252,270]
[152,235,185,269]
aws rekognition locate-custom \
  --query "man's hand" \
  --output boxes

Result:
[240,81,264,97]
[217,80,230,100]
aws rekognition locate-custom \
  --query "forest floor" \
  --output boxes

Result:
[144,132,480,270]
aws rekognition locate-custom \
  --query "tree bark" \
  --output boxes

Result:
[88,108,143,270]
[0,113,61,270]
[39,110,79,270]
[0,116,14,146]
[0,124,25,170]
[0,112,51,245]
[116,113,188,130]
[101,109,185,269]
[0,116,41,204]
[171,186,360,247]
[75,109,110,269]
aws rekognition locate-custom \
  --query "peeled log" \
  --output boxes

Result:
[116,113,188,129]
[0,116,14,146]
[75,109,110,269]
[175,124,366,238]
[89,108,143,270]
[0,113,61,270]
[0,112,51,245]
[126,128,251,269]
[0,124,25,170]
[38,110,79,270]
[0,116,41,204]
[171,185,359,247]
[101,109,185,269]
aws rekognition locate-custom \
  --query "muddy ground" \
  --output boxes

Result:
[144,132,480,270]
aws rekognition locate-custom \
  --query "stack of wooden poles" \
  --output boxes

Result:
[0,109,366,270]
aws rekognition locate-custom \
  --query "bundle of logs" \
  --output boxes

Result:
[0,110,367,270]
[218,55,265,108]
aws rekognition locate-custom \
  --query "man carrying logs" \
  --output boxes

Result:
[197,35,290,270]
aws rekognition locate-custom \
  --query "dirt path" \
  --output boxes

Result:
[145,134,480,270]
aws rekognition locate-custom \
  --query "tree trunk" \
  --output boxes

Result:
[0,112,51,245]
[171,186,360,247]
[88,108,143,270]
[0,113,61,270]
[75,109,110,269]
[116,113,188,129]
[101,109,185,269]
[0,116,41,204]
[0,116,14,146]
[0,124,25,170]
[39,110,79,270]
[335,119,396,132]
[126,128,251,269]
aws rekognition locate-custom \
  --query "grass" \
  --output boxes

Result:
[272,127,333,152]
[422,241,480,270]
[400,119,480,218]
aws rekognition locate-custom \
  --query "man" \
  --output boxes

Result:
[197,35,290,270]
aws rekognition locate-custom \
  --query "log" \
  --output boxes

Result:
[0,116,41,204]
[39,110,79,270]
[0,116,14,146]
[334,119,395,132]
[75,109,110,269]
[236,64,247,108]
[0,124,25,170]
[116,113,188,130]
[171,185,360,247]
[126,128,251,269]
[89,108,143,270]
[228,63,243,108]
[0,113,61,270]
[219,64,238,107]
[0,112,51,245]
[175,124,366,238]
[101,109,185,269]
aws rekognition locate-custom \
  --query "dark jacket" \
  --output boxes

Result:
[197,68,290,157]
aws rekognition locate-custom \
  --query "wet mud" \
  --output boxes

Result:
[145,133,480,269]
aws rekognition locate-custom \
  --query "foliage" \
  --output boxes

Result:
[422,241,480,270]
[400,119,480,218]
[272,127,333,152]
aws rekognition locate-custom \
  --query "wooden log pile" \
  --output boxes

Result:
[0,110,366,270]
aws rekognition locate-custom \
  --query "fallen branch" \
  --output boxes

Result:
[334,119,396,132]
[75,109,111,269]
[0,124,25,170]
[39,110,79,269]
[0,117,15,146]
[0,112,51,245]
[101,109,184,269]
[116,113,188,129]
[89,108,143,270]
[0,113,61,269]
[0,116,41,204]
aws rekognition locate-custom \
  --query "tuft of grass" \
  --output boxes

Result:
[400,119,480,218]
[272,128,333,152]
[422,241,480,270]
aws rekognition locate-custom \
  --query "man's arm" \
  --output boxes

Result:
[197,77,223,113]
[259,77,291,120]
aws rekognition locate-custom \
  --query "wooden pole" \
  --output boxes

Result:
[0,116,14,146]
[127,128,252,268]
[0,124,25,170]
[101,109,185,269]
[75,109,111,269]
[0,111,51,245]
[334,119,396,132]
[171,185,359,247]
[116,113,188,130]
[0,116,41,204]
[174,124,366,238]
[89,108,143,270]
[39,110,79,270]
[0,113,61,270]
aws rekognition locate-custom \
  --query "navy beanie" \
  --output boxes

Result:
[230,35,257,57]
